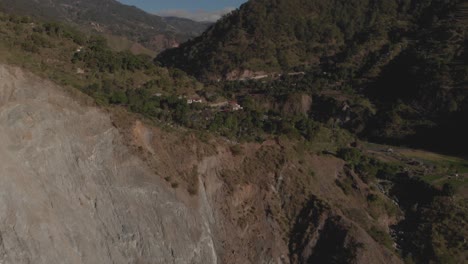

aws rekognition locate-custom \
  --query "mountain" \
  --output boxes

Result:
[0,0,210,53]
[157,0,467,154]
[0,4,467,264]
[162,16,213,35]
[157,0,464,79]
[0,62,416,264]
[0,15,403,262]
[156,0,405,79]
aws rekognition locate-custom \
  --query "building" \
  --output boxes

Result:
[228,101,243,111]
[187,98,203,104]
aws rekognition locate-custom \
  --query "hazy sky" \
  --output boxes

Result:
[117,0,248,21]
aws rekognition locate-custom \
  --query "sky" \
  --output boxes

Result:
[117,0,248,22]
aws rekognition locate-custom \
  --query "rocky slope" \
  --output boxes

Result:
[0,64,404,263]
[0,64,218,264]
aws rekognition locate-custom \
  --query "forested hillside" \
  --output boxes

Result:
[157,0,467,154]
[157,0,416,78]
[0,0,209,53]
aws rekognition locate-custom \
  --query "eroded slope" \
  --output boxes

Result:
[0,64,217,264]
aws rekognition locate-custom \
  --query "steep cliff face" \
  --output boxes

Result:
[0,64,218,264]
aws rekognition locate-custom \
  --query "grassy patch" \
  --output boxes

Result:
[369,226,394,250]
[399,149,468,173]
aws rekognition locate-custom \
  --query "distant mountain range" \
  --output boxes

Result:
[0,0,211,53]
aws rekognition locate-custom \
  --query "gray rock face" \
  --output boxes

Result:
[0,65,218,264]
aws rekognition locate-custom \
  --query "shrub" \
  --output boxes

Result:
[441,183,455,197]
[369,226,394,250]
[337,148,362,166]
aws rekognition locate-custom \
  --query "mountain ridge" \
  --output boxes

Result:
[0,0,210,53]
